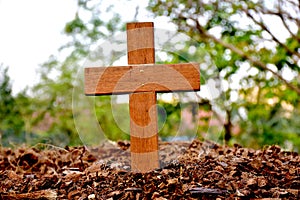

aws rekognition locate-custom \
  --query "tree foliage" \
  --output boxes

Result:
[149,0,300,150]
[1,0,299,151]
[24,1,132,146]
[0,65,25,145]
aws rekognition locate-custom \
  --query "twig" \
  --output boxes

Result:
[189,16,300,95]
[2,190,57,200]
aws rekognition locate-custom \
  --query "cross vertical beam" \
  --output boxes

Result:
[127,22,159,172]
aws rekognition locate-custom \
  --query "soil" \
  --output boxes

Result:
[0,139,299,199]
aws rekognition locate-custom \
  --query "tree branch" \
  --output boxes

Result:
[245,8,300,60]
[260,9,300,44]
[191,18,300,95]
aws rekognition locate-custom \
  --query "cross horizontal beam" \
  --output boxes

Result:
[85,63,200,95]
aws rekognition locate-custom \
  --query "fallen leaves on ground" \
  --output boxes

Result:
[0,140,299,199]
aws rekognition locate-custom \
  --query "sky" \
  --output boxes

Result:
[0,0,78,93]
[0,0,174,94]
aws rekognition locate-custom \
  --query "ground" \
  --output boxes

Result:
[0,139,299,199]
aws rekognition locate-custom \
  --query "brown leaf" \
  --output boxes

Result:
[257,177,267,187]
[250,158,263,169]
[246,178,257,186]
[167,178,178,185]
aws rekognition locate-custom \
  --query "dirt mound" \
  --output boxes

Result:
[0,140,299,199]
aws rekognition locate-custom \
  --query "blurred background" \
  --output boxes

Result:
[0,0,299,152]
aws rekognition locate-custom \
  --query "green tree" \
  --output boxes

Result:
[29,0,300,150]
[149,0,300,150]
[30,55,83,146]
[29,1,131,146]
[0,65,25,145]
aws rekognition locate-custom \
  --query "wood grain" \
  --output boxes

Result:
[131,151,159,172]
[127,22,154,64]
[129,92,158,154]
[84,63,200,95]
[127,22,159,172]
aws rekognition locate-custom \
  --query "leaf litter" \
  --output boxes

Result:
[0,140,299,199]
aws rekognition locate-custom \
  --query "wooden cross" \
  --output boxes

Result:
[84,22,200,172]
